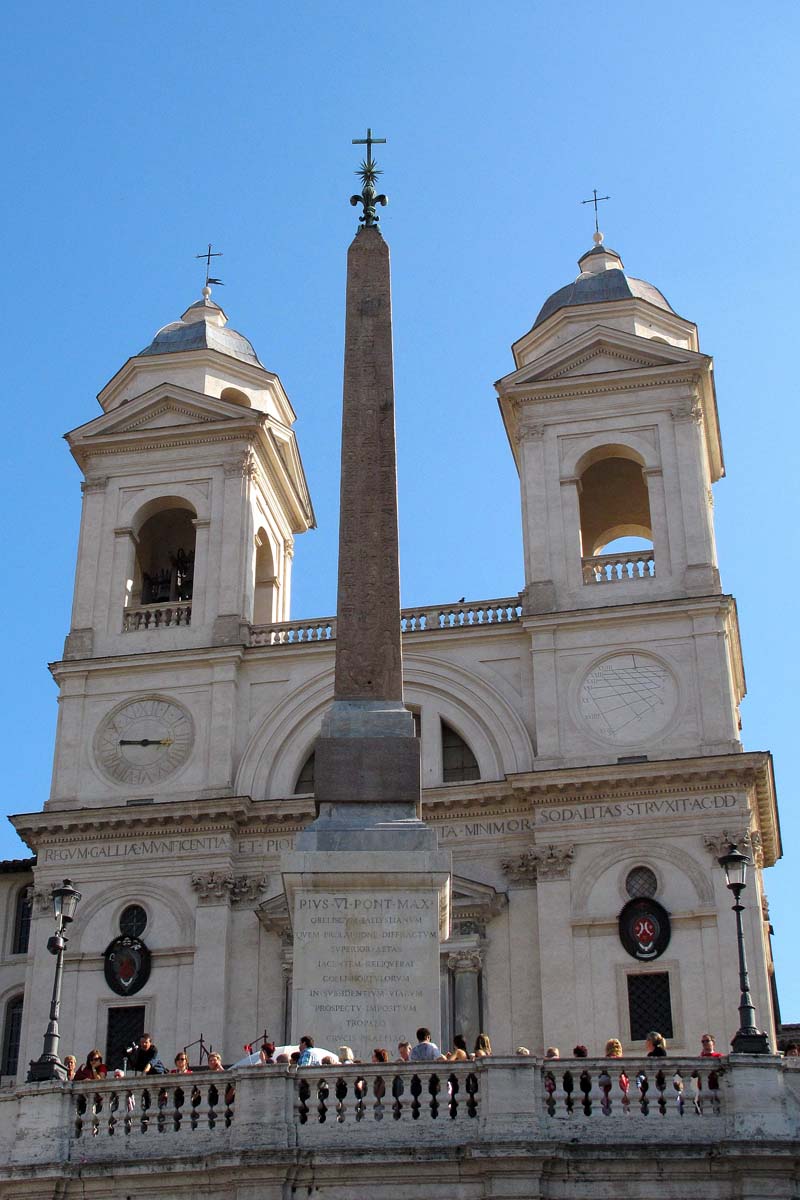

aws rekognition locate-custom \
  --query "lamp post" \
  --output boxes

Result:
[716,845,771,1055]
[27,879,82,1082]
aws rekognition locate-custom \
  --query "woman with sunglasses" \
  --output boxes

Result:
[74,1049,108,1080]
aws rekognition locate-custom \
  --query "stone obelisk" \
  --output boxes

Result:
[282,132,451,1053]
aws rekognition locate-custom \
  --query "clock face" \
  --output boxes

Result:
[95,697,194,786]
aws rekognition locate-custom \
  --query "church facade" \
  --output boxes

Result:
[0,221,795,1197]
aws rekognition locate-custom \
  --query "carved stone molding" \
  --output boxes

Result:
[447,949,483,974]
[704,829,763,867]
[761,892,770,922]
[230,875,270,906]
[502,844,575,884]
[452,918,484,938]
[191,871,234,904]
[519,420,546,441]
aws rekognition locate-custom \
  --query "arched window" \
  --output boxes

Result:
[253,529,277,625]
[133,501,197,606]
[441,721,479,783]
[11,886,32,955]
[294,750,316,794]
[1,995,24,1077]
[578,454,653,557]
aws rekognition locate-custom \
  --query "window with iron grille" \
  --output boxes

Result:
[12,886,33,955]
[627,972,673,1041]
[106,1006,146,1071]
[2,995,24,1076]
[119,904,147,939]
[442,721,479,783]
[625,866,658,899]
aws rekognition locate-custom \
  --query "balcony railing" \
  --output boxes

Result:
[250,597,522,648]
[582,550,655,584]
[123,601,192,631]
[7,1056,791,1172]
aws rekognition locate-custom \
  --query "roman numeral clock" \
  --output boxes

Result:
[94,698,194,786]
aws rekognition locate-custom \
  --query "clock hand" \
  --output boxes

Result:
[118,738,175,747]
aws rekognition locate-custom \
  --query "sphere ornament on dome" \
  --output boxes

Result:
[593,230,604,245]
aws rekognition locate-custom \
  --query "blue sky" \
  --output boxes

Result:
[1,2,798,1015]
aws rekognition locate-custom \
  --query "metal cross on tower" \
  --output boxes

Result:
[195,243,223,287]
[581,189,610,234]
[352,127,386,166]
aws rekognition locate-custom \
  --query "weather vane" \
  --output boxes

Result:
[350,127,388,228]
[581,189,609,240]
[195,243,224,291]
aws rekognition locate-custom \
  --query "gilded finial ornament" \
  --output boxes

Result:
[350,127,388,228]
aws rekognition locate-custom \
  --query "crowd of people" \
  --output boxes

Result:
[61,1027,751,1080]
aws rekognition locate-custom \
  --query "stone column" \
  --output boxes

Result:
[447,949,483,1047]
[558,475,584,593]
[501,854,543,1053]
[525,846,575,1052]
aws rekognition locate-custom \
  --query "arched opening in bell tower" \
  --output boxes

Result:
[132,499,197,606]
[253,529,278,625]
[577,446,655,583]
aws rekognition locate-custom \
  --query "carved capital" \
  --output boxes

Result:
[704,829,763,868]
[671,398,703,425]
[501,851,539,886]
[224,451,258,480]
[191,871,235,904]
[761,892,770,922]
[32,887,55,914]
[81,477,108,495]
[519,419,546,441]
[503,843,574,884]
[284,536,295,560]
[447,949,482,974]
[230,874,270,906]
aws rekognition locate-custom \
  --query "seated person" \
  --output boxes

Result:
[127,1033,166,1074]
[75,1049,107,1080]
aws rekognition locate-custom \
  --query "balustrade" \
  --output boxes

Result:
[73,1074,234,1139]
[541,1059,722,1120]
[296,1064,479,1125]
[123,601,192,631]
[582,550,655,584]
[250,597,522,648]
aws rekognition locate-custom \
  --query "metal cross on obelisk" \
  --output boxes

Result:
[350,128,388,228]
[581,188,610,234]
[195,243,223,287]
[352,126,386,164]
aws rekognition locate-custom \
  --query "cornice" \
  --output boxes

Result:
[501,368,703,405]
[521,592,736,630]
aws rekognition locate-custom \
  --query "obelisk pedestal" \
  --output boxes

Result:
[282,160,451,1054]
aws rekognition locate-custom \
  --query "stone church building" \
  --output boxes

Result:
[0,210,796,1197]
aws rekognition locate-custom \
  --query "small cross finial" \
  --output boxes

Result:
[195,243,224,293]
[581,189,610,237]
[350,127,388,229]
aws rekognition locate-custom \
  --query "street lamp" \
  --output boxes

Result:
[27,879,82,1083]
[717,845,771,1055]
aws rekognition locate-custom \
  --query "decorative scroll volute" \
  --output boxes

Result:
[704,829,763,868]
[502,844,575,884]
[191,871,235,904]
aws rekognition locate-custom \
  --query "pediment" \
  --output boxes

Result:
[498,326,707,391]
[68,383,258,442]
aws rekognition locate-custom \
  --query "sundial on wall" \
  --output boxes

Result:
[578,653,677,745]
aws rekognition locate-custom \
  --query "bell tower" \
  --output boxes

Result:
[496,234,742,769]
[49,286,314,808]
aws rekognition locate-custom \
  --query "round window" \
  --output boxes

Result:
[625,866,658,899]
[119,904,147,938]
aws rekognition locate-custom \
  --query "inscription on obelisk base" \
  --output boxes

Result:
[283,851,450,1051]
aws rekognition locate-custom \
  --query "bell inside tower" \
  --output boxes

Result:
[133,502,197,605]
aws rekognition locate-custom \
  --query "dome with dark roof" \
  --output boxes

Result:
[533,242,674,329]
[138,295,263,367]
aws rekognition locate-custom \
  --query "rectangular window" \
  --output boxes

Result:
[106,1006,146,1071]
[627,972,673,1041]
[12,887,32,955]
